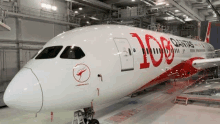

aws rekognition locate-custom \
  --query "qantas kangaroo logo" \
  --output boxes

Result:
[131,33,174,68]
[77,68,87,81]
[73,64,91,84]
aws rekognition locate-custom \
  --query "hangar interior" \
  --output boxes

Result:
[1,0,220,124]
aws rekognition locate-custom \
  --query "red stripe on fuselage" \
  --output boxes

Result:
[133,57,204,93]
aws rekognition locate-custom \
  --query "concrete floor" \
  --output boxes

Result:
[0,82,220,124]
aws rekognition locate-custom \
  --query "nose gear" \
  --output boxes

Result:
[72,107,99,124]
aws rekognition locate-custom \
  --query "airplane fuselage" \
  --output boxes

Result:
[3,25,215,113]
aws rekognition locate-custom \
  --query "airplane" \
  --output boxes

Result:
[3,22,220,124]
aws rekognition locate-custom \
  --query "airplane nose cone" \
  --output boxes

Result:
[3,68,43,113]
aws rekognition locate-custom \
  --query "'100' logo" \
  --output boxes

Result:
[131,33,174,69]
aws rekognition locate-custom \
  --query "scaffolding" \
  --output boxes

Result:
[0,5,10,31]
[0,4,80,26]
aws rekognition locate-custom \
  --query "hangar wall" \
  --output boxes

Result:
[0,0,69,93]
[210,25,220,50]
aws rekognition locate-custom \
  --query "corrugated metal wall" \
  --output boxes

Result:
[0,0,69,97]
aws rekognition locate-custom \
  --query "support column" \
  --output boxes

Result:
[215,66,219,78]
[198,22,201,39]
[16,0,22,70]
[16,17,22,70]
[150,16,156,25]
[139,17,143,28]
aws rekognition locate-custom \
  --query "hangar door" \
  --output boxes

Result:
[114,38,134,71]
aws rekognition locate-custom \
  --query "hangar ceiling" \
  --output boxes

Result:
[67,0,220,25]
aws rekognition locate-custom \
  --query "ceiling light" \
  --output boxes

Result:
[140,0,154,6]
[214,14,217,17]
[86,21,90,24]
[156,2,166,5]
[166,3,169,6]
[175,10,179,12]
[90,16,99,20]
[41,3,47,8]
[51,6,57,11]
[79,7,83,10]
[75,11,78,14]
[132,0,135,2]
[185,18,193,21]
[208,5,211,8]
[163,17,175,20]
[45,4,52,9]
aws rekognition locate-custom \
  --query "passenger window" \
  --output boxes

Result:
[150,48,152,54]
[142,48,145,54]
[146,48,149,54]
[153,48,155,54]
[60,46,85,59]
[156,48,158,54]
[35,46,63,59]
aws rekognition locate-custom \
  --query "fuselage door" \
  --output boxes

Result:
[114,38,134,71]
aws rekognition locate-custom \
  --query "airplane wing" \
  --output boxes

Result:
[192,58,220,69]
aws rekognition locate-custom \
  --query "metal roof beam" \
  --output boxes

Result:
[168,0,205,21]
[70,0,118,11]
[206,0,220,21]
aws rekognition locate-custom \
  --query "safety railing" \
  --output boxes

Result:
[0,5,6,22]
[118,7,146,18]
[0,4,80,24]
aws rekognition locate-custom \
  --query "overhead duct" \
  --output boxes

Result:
[66,0,106,12]
[67,0,118,11]
[212,1,220,5]
[206,0,220,21]
[196,0,206,3]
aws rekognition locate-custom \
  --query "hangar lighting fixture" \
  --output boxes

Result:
[175,10,179,12]
[132,0,135,2]
[89,16,99,20]
[156,2,166,5]
[208,5,211,8]
[185,18,193,21]
[51,6,57,11]
[166,3,169,6]
[86,21,90,24]
[140,0,154,6]
[41,3,57,11]
[41,3,47,8]
[75,11,78,14]
[163,17,175,20]
[79,7,83,10]
[45,4,52,9]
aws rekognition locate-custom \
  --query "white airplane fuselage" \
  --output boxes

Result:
[3,25,215,113]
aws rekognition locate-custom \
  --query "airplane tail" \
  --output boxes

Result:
[205,22,211,43]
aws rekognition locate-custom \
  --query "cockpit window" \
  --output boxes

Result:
[35,46,63,59]
[60,46,85,59]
